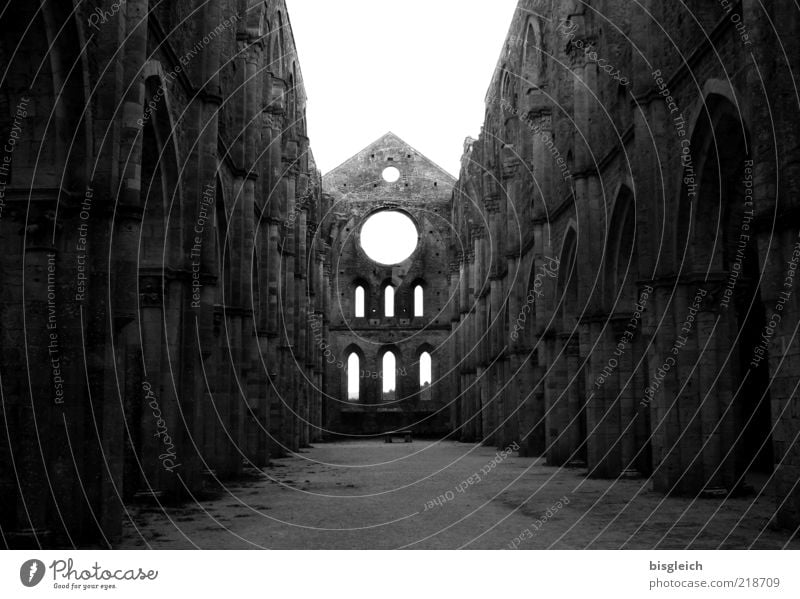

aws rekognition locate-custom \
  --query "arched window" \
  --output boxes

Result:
[355,285,365,318]
[420,352,432,401]
[384,285,395,317]
[500,68,516,112]
[215,182,231,303]
[613,193,637,300]
[524,22,537,65]
[288,73,296,126]
[558,228,579,329]
[347,353,360,401]
[414,285,424,317]
[523,19,543,85]
[273,12,285,76]
[382,352,396,401]
[501,69,512,101]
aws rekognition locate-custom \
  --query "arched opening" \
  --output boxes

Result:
[545,226,587,465]
[354,285,365,318]
[253,205,265,326]
[384,285,395,318]
[382,352,397,401]
[501,68,515,108]
[522,18,543,86]
[420,352,432,401]
[288,71,296,128]
[616,83,631,131]
[679,95,772,487]
[414,284,424,317]
[347,353,360,401]
[140,113,168,267]
[606,187,637,308]
[133,72,183,498]
[601,188,652,476]
[273,12,285,76]
[559,228,579,329]
[216,181,232,305]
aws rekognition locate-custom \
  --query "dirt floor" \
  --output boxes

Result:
[117,440,800,550]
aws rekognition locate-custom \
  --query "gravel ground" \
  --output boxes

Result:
[117,440,799,550]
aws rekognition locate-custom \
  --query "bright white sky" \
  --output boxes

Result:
[285,0,520,177]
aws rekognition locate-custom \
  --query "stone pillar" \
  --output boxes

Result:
[185,0,225,483]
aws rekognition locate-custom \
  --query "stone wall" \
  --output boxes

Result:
[450,0,800,528]
[321,133,454,437]
[0,0,326,547]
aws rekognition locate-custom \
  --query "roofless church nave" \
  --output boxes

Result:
[1,0,800,549]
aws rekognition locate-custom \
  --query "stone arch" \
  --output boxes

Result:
[0,0,96,543]
[139,68,183,268]
[343,343,365,402]
[1,1,89,190]
[592,184,653,477]
[686,79,751,162]
[262,10,272,63]
[252,200,265,329]
[604,185,637,309]
[378,345,403,401]
[517,250,551,343]
[545,222,587,466]
[411,278,426,317]
[134,65,187,503]
[657,92,772,494]
[522,16,544,86]
[288,68,297,127]
[216,177,232,305]
[676,92,751,273]
[500,64,512,101]
[557,223,579,329]
[273,12,285,76]
[381,279,396,317]
[352,277,370,319]
[415,343,435,402]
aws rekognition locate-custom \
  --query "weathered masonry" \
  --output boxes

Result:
[0,0,325,547]
[2,0,800,549]
[321,133,455,437]
[449,0,800,528]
